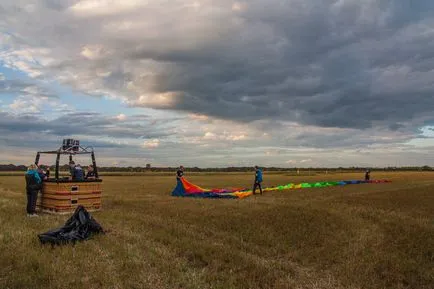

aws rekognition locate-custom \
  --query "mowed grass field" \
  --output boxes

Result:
[0,172,433,289]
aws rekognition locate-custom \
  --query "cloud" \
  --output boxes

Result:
[228,134,246,141]
[232,2,247,12]
[188,113,209,121]
[116,113,126,121]
[9,96,41,113]
[203,132,217,140]
[0,110,171,142]
[200,129,249,142]
[127,91,181,108]
[0,75,68,115]
[143,139,160,149]
[80,44,111,60]
[70,0,146,17]
[7,94,67,115]
[1,0,434,166]
[0,76,56,98]
[14,2,428,130]
[0,108,433,167]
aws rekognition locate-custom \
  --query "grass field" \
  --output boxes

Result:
[0,172,433,289]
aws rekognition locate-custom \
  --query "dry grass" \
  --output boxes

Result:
[0,172,433,289]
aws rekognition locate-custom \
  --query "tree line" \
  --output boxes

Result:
[1,164,432,172]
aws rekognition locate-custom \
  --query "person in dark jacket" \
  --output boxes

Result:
[176,166,184,180]
[72,164,84,181]
[25,164,42,217]
[253,166,263,195]
[85,165,96,180]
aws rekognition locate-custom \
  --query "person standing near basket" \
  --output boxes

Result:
[25,164,42,217]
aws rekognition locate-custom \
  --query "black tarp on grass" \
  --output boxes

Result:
[38,206,104,245]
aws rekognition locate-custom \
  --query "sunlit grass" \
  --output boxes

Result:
[0,172,433,289]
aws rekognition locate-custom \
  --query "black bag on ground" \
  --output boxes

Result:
[38,206,104,245]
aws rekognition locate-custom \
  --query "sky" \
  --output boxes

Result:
[0,0,434,168]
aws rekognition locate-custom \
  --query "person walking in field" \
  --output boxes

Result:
[25,164,43,217]
[253,166,263,195]
[365,169,370,181]
[176,166,184,180]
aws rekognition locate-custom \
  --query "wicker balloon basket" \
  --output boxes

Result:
[34,139,103,215]
[37,181,102,214]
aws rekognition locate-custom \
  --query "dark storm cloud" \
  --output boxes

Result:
[1,0,434,133]
[123,0,434,129]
